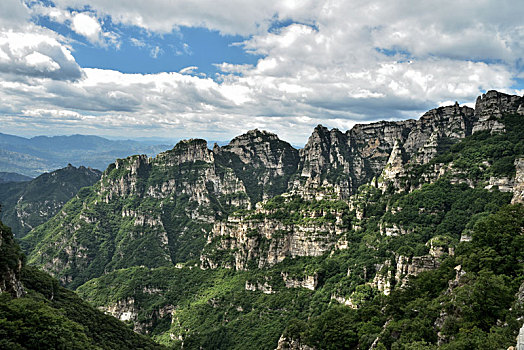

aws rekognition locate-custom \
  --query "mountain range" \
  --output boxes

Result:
[0,133,170,177]
[1,90,523,349]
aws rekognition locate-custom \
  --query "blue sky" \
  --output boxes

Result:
[0,0,523,144]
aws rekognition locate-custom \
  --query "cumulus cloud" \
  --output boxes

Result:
[70,12,102,43]
[48,0,320,35]
[0,0,523,144]
[0,0,30,29]
[29,3,119,47]
[0,29,83,81]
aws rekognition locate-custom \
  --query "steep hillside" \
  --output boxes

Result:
[0,164,101,237]
[0,219,165,349]
[22,90,524,349]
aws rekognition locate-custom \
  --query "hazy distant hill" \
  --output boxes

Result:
[0,172,32,183]
[0,133,170,177]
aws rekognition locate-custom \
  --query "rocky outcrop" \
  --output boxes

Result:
[512,158,524,204]
[245,279,275,294]
[102,298,138,323]
[294,101,478,197]
[276,335,315,350]
[200,196,347,270]
[372,238,451,295]
[215,129,299,203]
[282,273,318,290]
[472,90,524,133]
[290,126,352,199]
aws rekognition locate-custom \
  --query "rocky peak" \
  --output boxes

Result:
[215,129,299,202]
[298,125,348,178]
[160,139,214,165]
[475,90,524,118]
[218,128,295,167]
[237,128,279,142]
[473,90,524,133]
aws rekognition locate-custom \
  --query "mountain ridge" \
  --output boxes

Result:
[17,89,524,349]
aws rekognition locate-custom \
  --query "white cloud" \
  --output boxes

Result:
[71,12,102,43]
[179,66,198,74]
[149,45,163,59]
[130,37,145,47]
[0,0,29,29]
[0,28,83,81]
[48,0,320,35]
[29,4,119,47]
[0,0,523,144]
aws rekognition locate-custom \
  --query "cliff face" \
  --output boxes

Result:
[201,196,348,270]
[472,90,524,133]
[30,91,522,349]
[23,90,523,291]
[215,129,299,203]
[23,132,300,287]
[293,102,477,198]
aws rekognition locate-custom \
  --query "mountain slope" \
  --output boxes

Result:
[21,90,524,349]
[0,172,32,184]
[0,164,102,237]
[0,219,166,350]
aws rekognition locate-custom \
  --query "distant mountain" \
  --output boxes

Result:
[0,133,170,177]
[0,164,101,237]
[0,172,32,183]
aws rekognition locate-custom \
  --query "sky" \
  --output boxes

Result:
[0,0,523,145]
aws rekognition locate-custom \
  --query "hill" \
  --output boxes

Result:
[0,133,170,177]
[0,218,166,349]
[0,164,102,237]
[20,90,524,349]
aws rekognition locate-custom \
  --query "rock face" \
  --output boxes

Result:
[512,158,524,204]
[23,90,524,290]
[200,197,347,270]
[276,335,315,350]
[24,131,302,288]
[215,129,300,203]
[472,90,524,133]
[372,239,449,296]
[25,139,253,287]
[293,102,477,197]
[0,222,24,298]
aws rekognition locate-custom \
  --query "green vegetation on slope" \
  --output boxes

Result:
[0,219,166,350]
[285,204,524,350]
[77,179,517,349]
[20,110,524,349]
[0,165,101,237]
[407,114,524,187]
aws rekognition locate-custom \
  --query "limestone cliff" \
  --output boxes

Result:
[201,195,348,270]
[23,90,524,292]
[294,101,477,198]
[472,90,524,133]
[215,129,299,203]
[25,138,251,287]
